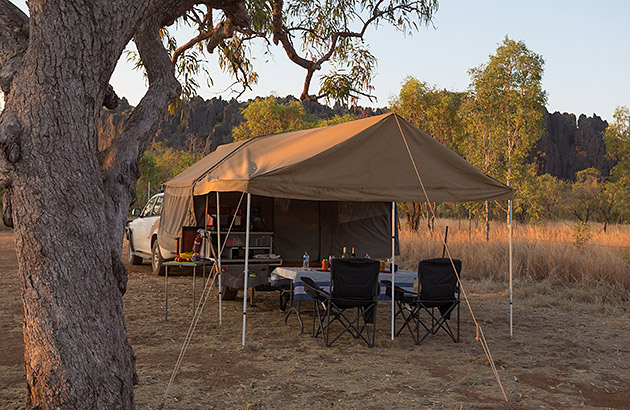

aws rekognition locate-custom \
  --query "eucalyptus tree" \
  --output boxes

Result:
[232,96,311,141]
[390,76,465,231]
[0,0,438,407]
[605,106,630,180]
[459,37,547,239]
[602,106,630,227]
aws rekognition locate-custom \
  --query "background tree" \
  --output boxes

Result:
[233,96,313,140]
[564,168,604,223]
[136,141,200,205]
[0,1,438,407]
[522,173,566,222]
[602,106,630,226]
[233,96,357,141]
[390,77,464,231]
[390,76,464,150]
[459,36,547,239]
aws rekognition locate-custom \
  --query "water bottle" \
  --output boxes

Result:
[302,251,310,269]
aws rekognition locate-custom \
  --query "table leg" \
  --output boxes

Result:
[192,265,196,315]
[165,264,169,321]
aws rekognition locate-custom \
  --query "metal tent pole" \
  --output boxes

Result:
[391,201,396,341]
[216,192,222,326]
[241,193,252,346]
[509,199,513,337]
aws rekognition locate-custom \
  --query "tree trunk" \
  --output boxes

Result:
[3,5,137,408]
[0,0,205,407]
[484,200,490,242]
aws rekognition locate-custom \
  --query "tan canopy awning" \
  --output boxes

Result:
[166,112,512,202]
[160,112,512,247]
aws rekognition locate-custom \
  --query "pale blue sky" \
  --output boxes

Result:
[11,1,630,121]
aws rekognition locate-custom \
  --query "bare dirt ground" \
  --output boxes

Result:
[1,230,629,409]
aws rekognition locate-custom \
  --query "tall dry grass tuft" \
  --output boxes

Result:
[399,219,630,293]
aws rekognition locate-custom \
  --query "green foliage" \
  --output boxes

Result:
[572,222,592,247]
[390,77,464,151]
[520,173,567,222]
[232,97,314,140]
[604,106,630,183]
[136,141,201,206]
[565,168,604,223]
[456,36,546,231]
[125,1,437,108]
[232,96,356,141]
[389,77,466,229]
[459,36,547,189]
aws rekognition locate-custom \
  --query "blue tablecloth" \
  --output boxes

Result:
[270,267,416,301]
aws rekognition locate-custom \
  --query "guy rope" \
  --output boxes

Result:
[394,114,510,406]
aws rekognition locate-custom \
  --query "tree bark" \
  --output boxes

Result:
[484,200,490,242]
[0,0,221,407]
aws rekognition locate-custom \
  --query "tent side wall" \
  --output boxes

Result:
[274,199,396,262]
[184,193,397,263]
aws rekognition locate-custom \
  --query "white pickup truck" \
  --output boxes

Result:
[126,193,177,274]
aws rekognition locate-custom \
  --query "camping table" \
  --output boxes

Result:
[270,267,416,332]
[164,260,214,321]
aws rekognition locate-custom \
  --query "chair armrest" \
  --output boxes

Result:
[302,276,329,299]
[381,280,416,299]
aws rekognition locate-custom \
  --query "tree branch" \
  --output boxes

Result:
[100,10,183,293]
[0,0,28,93]
[273,0,436,102]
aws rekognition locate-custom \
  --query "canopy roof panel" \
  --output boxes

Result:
[165,112,512,203]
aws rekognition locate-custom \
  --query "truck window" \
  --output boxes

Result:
[140,197,157,218]
[153,196,164,217]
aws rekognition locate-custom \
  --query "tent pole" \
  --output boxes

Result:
[509,199,513,337]
[216,192,222,326]
[391,201,396,341]
[242,193,252,346]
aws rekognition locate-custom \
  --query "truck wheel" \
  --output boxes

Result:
[127,240,143,265]
[152,240,165,276]
[221,286,238,300]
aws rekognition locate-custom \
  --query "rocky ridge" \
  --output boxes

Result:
[99,96,610,181]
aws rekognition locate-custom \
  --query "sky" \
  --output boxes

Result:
[9,1,630,122]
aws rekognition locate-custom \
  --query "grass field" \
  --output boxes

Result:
[399,219,630,297]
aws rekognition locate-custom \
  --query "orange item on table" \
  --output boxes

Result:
[321,259,329,270]
[379,261,385,272]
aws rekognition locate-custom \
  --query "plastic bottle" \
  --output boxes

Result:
[303,251,310,269]
[351,247,356,258]
[342,247,349,258]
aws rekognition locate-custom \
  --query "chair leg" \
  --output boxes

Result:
[457,299,460,342]
[323,303,377,347]
[415,302,459,345]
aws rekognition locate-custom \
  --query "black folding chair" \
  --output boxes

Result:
[383,258,461,345]
[303,258,380,347]
[415,257,461,345]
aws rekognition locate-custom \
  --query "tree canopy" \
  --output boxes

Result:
[143,0,439,107]
[0,1,439,407]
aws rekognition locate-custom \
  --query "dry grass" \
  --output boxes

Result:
[399,219,630,296]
